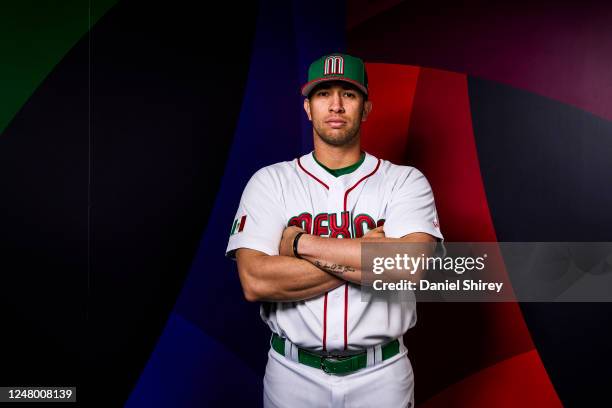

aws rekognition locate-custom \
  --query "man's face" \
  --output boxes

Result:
[304,82,372,147]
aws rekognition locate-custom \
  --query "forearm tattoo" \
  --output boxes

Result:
[314,260,356,275]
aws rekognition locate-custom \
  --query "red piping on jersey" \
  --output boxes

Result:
[297,157,329,190]
[297,156,330,350]
[322,293,328,351]
[343,159,381,211]
[342,158,381,350]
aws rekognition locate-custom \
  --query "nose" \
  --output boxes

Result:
[329,92,345,113]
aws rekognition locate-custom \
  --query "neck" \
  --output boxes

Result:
[313,134,362,169]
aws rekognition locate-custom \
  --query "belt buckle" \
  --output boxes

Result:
[320,356,346,374]
[320,360,330,374]
[321,357,337,374]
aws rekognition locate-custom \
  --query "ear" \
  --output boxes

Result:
[361,100,372,122]
[303,98,312,121]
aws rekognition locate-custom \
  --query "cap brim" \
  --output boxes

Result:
[301,76,368,97]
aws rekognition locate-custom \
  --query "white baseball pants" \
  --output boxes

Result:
[263,343,414,408]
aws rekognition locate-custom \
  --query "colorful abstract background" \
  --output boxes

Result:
[1,0,611,406]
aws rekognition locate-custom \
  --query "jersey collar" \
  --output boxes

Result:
[299,151,379,189]
[313,151,366,177]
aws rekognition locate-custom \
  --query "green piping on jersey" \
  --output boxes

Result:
[313,152,366,177]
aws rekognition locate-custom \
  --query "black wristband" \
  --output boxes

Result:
[293,232,305,259]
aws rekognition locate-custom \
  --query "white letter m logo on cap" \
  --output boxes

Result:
[324,56,344,75]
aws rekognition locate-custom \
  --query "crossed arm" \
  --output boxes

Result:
[235,226,436,302]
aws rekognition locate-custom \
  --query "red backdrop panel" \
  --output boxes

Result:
[360,63,560,406]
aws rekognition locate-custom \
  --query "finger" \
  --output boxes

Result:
[364,226,384,236]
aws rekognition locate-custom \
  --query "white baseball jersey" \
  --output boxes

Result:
[226,151,442,353]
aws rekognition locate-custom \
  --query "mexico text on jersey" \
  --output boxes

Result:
[226,151,443,353]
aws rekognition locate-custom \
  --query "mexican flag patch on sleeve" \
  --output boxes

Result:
[230,215,247,235]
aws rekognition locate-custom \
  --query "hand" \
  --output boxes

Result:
[363,226,385,240]
[279,225,306,257]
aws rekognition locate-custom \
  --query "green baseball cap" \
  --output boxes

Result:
[301,53,368,97]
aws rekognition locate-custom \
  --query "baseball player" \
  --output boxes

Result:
[226,53,443,407]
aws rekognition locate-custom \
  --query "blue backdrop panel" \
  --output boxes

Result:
[127,1,345,406]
